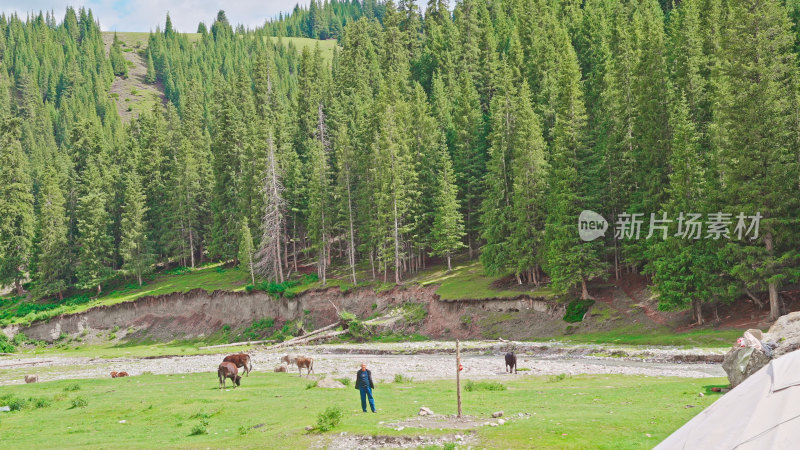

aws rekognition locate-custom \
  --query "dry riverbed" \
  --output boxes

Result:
[0,340,725,385]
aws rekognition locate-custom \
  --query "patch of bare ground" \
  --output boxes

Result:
[322,432,476,449]
[101,32,165,122]
[385,412,530,430]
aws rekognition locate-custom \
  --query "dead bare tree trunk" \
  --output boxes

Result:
[255,132,285,283]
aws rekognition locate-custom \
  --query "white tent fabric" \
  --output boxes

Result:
[656,350,800,449]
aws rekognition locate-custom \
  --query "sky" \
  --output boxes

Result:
[2,0,307,32]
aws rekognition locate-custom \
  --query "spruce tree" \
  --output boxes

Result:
[0,118,35,295]
[238,220,255,285]
[508,80,549,285]
[76,161,113,296]
[145,50,156,84]
[33,167,70,299]
[713,0,800,321]
[430,140,465,272]
[543,42,607,299]
[110,32,128,77]
[119,170,150,286]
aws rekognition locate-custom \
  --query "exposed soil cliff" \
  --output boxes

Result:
[15,285,575,343]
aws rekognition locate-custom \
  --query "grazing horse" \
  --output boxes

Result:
[505,352,517,374]
[218,362,241,390]
[223,353,253,376]
[294,356,314,376]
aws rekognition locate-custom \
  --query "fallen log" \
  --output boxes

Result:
[198,339,276,350]
[271,322,342,348]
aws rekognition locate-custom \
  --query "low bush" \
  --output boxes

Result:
[63,384,81,392]
[547,373,571,383]
[464,380,506,392]
[70,396,88,408]
[0,333,14,353]
[314,406,344,432]
[189,419,209,435]
[563,299,595,323]
[394,374,413,383]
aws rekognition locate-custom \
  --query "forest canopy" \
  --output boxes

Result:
[0,0,799,325]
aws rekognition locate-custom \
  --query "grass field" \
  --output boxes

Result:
[557,326,746,348]
[0,371,722,448]
[269,36,338,62]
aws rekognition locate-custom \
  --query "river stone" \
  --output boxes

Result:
[419,406,434,416]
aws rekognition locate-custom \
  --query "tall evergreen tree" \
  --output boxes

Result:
[713,0,800,321]
[430,140,465,271]
[75,161,113,295]
[32,167,70,299]
[0,118,35,295]
[119,170,150,286]
[543,41,607,299]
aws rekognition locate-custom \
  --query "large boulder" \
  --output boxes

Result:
[722,313,800,387]
[722,346,772,388]
[764,312,800,358]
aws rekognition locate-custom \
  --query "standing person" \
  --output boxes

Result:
[355,362,376,413]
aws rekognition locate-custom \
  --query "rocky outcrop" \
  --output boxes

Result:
[722,314,800,387]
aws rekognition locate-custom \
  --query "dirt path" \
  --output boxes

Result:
[0,341,725,386]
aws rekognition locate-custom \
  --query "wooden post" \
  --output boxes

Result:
[456,339,462,417]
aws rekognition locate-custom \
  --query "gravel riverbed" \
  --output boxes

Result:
[0,340,725,385]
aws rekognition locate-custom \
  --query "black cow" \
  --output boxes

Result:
[505,352,517,374]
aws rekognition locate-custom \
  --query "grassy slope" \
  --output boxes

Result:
[0,264,249,327]
[0,372,723,449]
[268,36,338,62]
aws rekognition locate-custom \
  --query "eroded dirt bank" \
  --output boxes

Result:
[13,286,569,343]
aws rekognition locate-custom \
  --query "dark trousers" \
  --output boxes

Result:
[359,386,375,412]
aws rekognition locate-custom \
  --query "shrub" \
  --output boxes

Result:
[314,406,344,432]
[71,396,88,408]
[165,266,191,276]
[63,383,81,392]
[464,380,506,392]
[8,397,28,411]
[547,373,571,383]
[336,377,351,386]
[189,419,209,435]
[33,397,52,408]
[12,332,29,346]
[563,299,595,323]
[400,303,427,325]
[0,333,15,353]
[394,373,413,383]
[305,381,318,389]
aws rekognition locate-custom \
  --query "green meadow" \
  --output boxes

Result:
[0,371,722,448]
